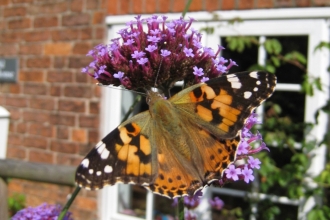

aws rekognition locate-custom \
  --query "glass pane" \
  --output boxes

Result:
[267,36,308,84]
[211,193,250,220]
[220,36,259,73]
[118,184,147,218]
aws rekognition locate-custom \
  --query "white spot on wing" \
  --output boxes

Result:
[104,165,113,173]
[88,169,94,174]
[96,171,102,176]
[253,87,258,92]
[97,142,106,154]
[226,75,242,89]
[81,159,89,168]
[101,148,110,159]
[244,91,252,99]
[256,80,261,85]
[249,71,258,79]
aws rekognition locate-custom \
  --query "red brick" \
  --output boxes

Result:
[44,42,72,55]
[72,42,91,55]
[89,101,99,114]
[50,114,75,126]
[28,123,54,137]
[222,0,236,9]
[190,0,203,11]
[62,13,90,26]
[75,196,97,211]
[132,0,143,13]
[50,85,61,96]
[0,0,9,6]
[28,2,68,14]
[8,18,31,29]
[314,0,330,6]
[54,57,67,68]
[26,57,51,68]
[71,0,83,12]
[19,70,44,82]
[29,150,54,163]
[6,146,26,159]
[5,107,21,120]
[30,97,55,110]
[95,27,105,39]
[80,27,93,40]
[24,30,50,42]
[4,6,27,17]
[10,84,20,94]
[206,0,219,11]
[75,71,91,83]
[11,0,33,2]
[239,0,254,9]
[34,16,58,28]
[276,0,294,7]
[23,136,47,149]
[23,111,50,122]
[88,129,99,143]
[7,133,23,146]
[296,0,312,7]
[72,128,87,143]
[6,96,28,107]
[55,153,81,166]
[50,140,78,154]
[79,115,98,128]
[107,0,118,14]
[23,83,47,95]
[119,0,129,14]
[159,0,170,13]
[0,32,21,43]
[16,122,27,133]
[93,11,105,24]
[58,99,85,112]
[47,70,73,82]
[0,44,18,56]
[64,85,92,98]
[87,1,98,9]
[68,56,92,68]
[20,44,43,55]
[172,0,185,12]
[256,0,274,8]
[52,29,79,41]
[56,126,69,139]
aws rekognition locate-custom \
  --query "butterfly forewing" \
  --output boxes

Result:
[76,71,276,197]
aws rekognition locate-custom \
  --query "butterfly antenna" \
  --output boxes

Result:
[154,57,163,88]
[96,83,146,96]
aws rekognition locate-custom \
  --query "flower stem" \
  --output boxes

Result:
[58,186,81,220]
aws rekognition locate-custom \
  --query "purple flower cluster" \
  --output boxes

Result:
[12,203,73,220]
[82,15,236,91]
[223,113,269,184]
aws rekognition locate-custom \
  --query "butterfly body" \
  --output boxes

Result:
[76,71,276,198]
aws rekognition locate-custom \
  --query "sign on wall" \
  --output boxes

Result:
[0,58,18,83]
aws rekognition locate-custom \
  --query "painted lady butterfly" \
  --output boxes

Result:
[76,71,276,198]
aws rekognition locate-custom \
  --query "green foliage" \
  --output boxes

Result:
[8,193,25,217]
[307,206,330,220]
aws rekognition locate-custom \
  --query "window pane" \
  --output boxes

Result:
[267,36,308,84]
[220,36,259,73]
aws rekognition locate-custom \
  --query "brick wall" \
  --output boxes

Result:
[106,0,330,14]
[0,0,106,219]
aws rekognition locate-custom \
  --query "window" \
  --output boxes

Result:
[101,8,329,220]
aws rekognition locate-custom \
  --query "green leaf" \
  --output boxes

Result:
[314,41,330,52]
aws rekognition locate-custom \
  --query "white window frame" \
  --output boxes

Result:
[99,8,330,220]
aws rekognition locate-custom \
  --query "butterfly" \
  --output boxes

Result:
[75,71,276,198]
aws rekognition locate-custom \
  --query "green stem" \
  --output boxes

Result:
[182,0,192,18]
[121,95,142,122]
[58,187,81,220]
[178,197,185,220]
